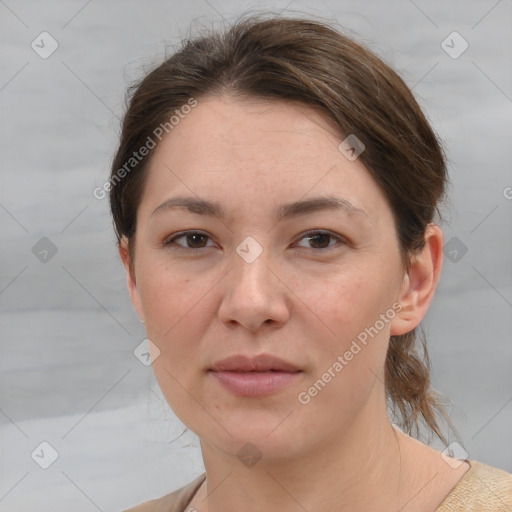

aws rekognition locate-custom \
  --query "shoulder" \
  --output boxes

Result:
[436,459,512,511]
[123,473,206,512]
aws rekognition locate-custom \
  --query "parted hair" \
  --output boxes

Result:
[110,13,456,445]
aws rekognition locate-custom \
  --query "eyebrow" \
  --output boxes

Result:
[151,195,368,221]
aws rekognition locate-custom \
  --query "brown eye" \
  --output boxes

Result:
[163,229,345,253]
[295,230,344,251]
[163,231,214,251]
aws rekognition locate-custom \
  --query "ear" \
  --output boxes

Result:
[390,223,443,336]
[118,236,145,323]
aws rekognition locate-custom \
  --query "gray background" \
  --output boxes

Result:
[1,0,511,510]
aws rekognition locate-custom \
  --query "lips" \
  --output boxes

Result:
[208,354,302,397]
[209,354,301,373]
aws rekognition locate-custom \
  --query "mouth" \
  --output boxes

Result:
[209,353,301,372]
[208,354,303,397]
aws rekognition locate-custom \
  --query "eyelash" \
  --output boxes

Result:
[162,230,346,253]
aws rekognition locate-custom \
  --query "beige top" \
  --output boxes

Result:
[124,459,512,512]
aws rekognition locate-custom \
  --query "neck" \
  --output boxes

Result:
[195,389,405,512]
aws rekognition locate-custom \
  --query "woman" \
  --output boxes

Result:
[109,14,512,512]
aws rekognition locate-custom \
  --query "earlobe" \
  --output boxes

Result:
[118,236,145,323]
[390,224,443,336]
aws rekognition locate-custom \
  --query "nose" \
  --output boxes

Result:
[217,240,290,333]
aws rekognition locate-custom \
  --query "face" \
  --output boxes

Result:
[121,95,424,463]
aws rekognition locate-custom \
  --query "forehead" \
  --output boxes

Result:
[153,96,339,163]
[138,95,388,223]
[149,94,348,165]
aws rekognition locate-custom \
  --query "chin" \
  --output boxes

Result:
[197,410,312,459]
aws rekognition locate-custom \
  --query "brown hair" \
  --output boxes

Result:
[110,13,456,445]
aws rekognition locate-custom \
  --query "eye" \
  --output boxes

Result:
[294,230,345,251]
[163,231,215,252]
[163,229,346,253]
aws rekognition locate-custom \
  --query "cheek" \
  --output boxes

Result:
[139,264,210,427]
[296,278,394,426]
[137,264,197,374]
[298,264,395,340]
[138,259,204,336]
[298,264,397,391]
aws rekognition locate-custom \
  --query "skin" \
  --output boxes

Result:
[119,95,469,512]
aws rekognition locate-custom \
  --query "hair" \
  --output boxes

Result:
[109,13,457,445]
